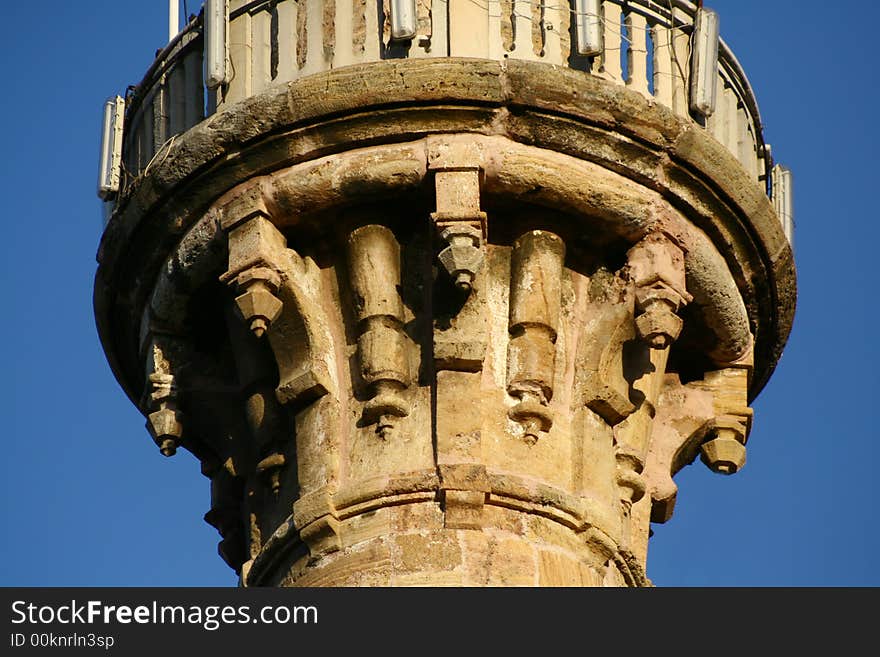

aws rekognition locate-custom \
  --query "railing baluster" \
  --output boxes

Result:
[302,0,328,74]
[543,0,563,64]
[516,0,538,61]
[275,0,299,82]
[349,0,365,62]
[601,1,623,84]
[428,0,448,57]
[506,0,535,61]
[126,112,140,179]
[227,10,252,104]
[332,0,354,68]
[745,124,758,181]
[651,22,673,107]
[487,0,504,59]
[671,7,689,117]
[363,0,381,62]
[251,7,272,93]
[154,83,168,157]
[756,140,767,188]
[625,10,649,98]
[183,42,204,131]
[141,97,154,172]
[449,0,490,58]
[169,61,186,137]
[736,102,749,173]
[707,74,725,146]
[405,0,432,59]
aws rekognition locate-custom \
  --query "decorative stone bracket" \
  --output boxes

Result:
[645,359,754,525]
[701,415,748,475]
[691,365,754,475]
[627,233,693,349]
[580,292,637,427]
[255,452,287,496]
[439,463,489,530]
[612,233,692,530]
[427,136,487,294]
[142,333,185,457]
[203,461,248,573]
[218,189,286,339]
[644,378,715,524]
[220,189,337,408]
[292,489,342,558]
[507,230,565,443]
[223,307,290,499]
[347,224,412,438]
[214,188,341,527]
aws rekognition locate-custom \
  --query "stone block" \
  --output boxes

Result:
[395,533,463,573]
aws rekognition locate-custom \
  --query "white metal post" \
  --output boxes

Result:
[169,0,179,42]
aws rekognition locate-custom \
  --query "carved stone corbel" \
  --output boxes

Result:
[690,363,754,475]
[578,271,638,426]
[614,233,692,531]
[219,189,286,339]
[233,268,282,339]
[615,445,647,508]
[142,333,186,457]
[292,489,342,558]
[643,376,716,524]
[220,189,337,408]
[203,460,248,573]
[223,303,290,500]
[439,463,489,530]
[507,230,565,443]
[145,373,182,457]
[700,416,748,475]
[427,136,487,293]
[627,233,693,349]
[255,453,286,495]
[347,224,412,438]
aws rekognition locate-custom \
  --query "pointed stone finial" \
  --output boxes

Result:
[233,268,283,339]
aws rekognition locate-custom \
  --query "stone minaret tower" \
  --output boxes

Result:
[95,1,795,586]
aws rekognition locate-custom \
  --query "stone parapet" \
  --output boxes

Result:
[115,1,773,210]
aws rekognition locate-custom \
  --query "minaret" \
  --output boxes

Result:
[95,1,795,586]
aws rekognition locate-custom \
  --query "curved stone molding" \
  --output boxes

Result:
[245,468,651,587]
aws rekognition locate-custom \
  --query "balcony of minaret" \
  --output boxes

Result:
[95,1,796,586]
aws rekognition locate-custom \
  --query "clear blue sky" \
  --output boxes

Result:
[0,1,875,587]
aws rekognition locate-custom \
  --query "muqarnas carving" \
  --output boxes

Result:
[506,230,565,443]
[347,224,412,438]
